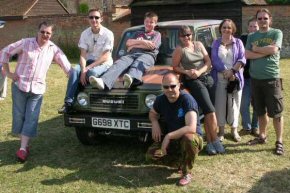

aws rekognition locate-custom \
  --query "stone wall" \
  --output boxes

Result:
[0,14,130,59]
[242,5,290,58]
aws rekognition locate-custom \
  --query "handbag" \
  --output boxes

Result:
[226,79,240,93]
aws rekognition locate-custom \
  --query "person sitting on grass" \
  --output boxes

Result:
[89,11,161,90]
[146,72,203,186]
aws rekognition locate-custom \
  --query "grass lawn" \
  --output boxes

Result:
[0,59,289,193]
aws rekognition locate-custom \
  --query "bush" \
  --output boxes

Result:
[79,3,89,14]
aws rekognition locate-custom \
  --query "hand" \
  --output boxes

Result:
[161,134,170,155]
[145,41,155,50]
[7,72,19,81]
[152,124,162,142]
[80,69,88,86]
[223,69,234,79]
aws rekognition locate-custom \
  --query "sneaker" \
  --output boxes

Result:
[213,139,226,154]
[239,129,252,136]
[218,135,224,142]
[16,149,28,162]
[89,76,104,90]
[206,143,217,155]
[123,73,133,88]
[179,173,192,186]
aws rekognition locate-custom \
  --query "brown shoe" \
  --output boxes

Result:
[247,137,267,146]
[251,128,259,137]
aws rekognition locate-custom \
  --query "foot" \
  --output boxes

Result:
[89,76,105,90]
[275,141,284,156]
[251,128,259,137]
[247,136,267,146]
[58,102,72,114]
[218,134,224,142]
[123,73,133,88]
[231,128,241,142]
[16,149,28,163]
[239,129,252,136]
[206,143,217,155]
[179,173,192,186]
[213,139,226,154]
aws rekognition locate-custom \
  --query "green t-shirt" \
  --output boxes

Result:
[245,28,283,79]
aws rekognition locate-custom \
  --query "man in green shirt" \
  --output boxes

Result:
[245,8,284,155]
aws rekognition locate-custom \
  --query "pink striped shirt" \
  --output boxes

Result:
[0,38,71,94]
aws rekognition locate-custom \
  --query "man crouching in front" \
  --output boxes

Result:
[146,72,203,186]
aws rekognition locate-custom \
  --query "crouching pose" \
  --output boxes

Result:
[146,72,203,186]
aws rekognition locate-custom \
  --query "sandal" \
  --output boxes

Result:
[275,141,284,155]
[247,137,267,145]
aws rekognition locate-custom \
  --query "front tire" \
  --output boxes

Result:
[75,127,99,145]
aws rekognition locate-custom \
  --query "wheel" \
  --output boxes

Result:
[75,127,99,145]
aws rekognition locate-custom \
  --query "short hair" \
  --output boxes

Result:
[89,8,103,16]
[218,19,237,35]
[38,21,54,31]
[162,72,179,83]
[178,26,194,37]
[248,17,257,25]
[144,11,158,21]
[255,8,272,19]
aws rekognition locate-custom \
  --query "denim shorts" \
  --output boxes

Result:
[251,78,283,118]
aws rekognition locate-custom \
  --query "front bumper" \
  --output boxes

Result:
[64,112,152,133]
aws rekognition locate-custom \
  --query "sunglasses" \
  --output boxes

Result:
[257,17,269,21]
[40,30,51,35]
[89,16,101,20]
[162,84,177,89]
[222,26,232,29]
[181,33,192,38]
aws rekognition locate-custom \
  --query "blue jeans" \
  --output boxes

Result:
[12,83,43,137]
[240,78,258,130]
[102,53,155,89]
[64,60,110,103]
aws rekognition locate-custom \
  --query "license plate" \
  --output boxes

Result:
[92,117,130,130]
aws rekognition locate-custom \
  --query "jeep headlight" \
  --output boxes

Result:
[145,94,157,109]
[77,92,89,106]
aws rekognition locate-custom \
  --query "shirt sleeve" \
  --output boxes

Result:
[182,94,199,115]
[78,31,88,51]
[152,31,162,50]
[0,39,23,64]
[53,46,72,75]
[153,95,162,114]
[274,29,283,50]
[102,31,114,53]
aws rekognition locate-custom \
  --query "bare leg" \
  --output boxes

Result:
[273,116,283,143]
[258,114,268,139]
[20,135,30,150]
[204,112,218,142]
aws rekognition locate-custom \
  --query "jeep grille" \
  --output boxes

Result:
[90,94,139,111]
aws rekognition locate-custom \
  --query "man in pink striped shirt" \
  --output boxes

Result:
[0,21,72,162]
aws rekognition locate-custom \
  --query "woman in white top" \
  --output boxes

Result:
[211,19,246,142]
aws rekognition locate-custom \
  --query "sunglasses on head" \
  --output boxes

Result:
[40,30,51,35]
[181,33,192,38]
[257,17,269,21]
[89,16,101,20]
[162,84,177,89]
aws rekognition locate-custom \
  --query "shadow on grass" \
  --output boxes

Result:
[248,168,290,193]
[0,115,179,188]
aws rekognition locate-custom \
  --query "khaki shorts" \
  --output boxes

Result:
[251,78,283,118]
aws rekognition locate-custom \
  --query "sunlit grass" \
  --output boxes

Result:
[0,59,289,193]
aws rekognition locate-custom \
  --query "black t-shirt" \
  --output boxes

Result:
[240,34,250,79]
[153,90,202,136]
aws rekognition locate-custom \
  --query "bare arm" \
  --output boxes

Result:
[149,108,162,142]
[126,39,156,51]
[79,48,88,86]
[252,43,279,55]
[245,49,268,59]
[86,50,111,70]
[161,111,197,154]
